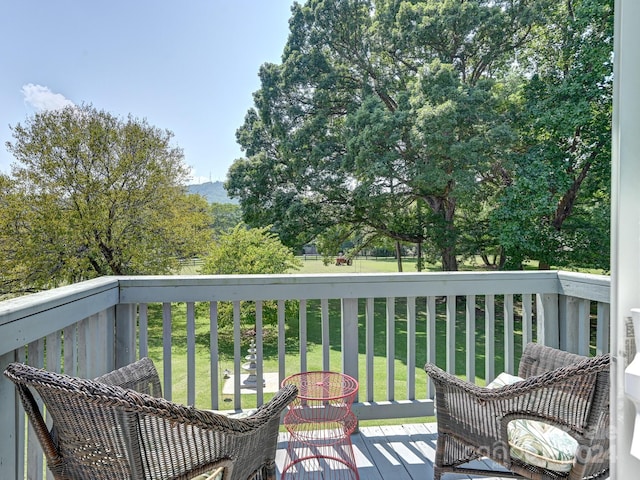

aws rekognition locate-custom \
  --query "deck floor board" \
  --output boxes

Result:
[275,423,522,480]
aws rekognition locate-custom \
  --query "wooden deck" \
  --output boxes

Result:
[275,422,514,480]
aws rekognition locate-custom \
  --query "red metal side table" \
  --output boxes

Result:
[281,371,359,480]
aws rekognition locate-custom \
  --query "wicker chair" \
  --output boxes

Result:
[424,343,610,480]
[4,358,298,480]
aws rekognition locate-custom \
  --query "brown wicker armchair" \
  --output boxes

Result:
[425,343,610,480]
[4,358,298,480]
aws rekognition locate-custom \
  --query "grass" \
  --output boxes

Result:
[294,255,502,274]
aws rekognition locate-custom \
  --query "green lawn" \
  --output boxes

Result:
[293,255,506,274]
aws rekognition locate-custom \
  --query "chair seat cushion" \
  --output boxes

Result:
[487,373,579,473]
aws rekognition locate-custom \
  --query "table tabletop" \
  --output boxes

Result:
[281,371,358,402]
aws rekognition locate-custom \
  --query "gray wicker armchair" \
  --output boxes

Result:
[4,358,298,480]
[425,343,610,480]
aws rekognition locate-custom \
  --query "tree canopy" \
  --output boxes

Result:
[227,0,612,271]
[200,224,301,275]
[1,104,211,295]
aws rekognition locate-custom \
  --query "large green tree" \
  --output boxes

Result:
[492,0,613,269]
[1,104,211,295]
[228,0,546,271]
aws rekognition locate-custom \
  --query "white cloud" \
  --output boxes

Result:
[187,166,212,185]
[21,84,74,111]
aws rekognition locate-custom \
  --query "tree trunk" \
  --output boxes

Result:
[441,248,458,271]
[395,241,403,272]
[441,199,458,271]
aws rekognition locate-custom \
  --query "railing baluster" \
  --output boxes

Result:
[341,298,359,393]
[77,317,88,378]
[446,295,456,374]
[84,313,106,377]
[426,296,436,399]
[186,302,196,406]
[522,293,533,346]
[139,303,149,358]
[466,295,476,383]
[407,296,416,399]
[321,298,330,371]
[578,299,591,356]
[561,295,579,353]
[46,331,61,373]
[162,302,172,401]
[209,301,219,410]
[277,299,286,385]
[485,294,495,383]
[299,299,307,373]
[255,300,264,406]
[386,297,395,401]
[504,294,514,374]
[63,324,77,376]
[365,297,375,402]
[232,301,241,410]
[596,302,610,354]
[115,304,136,367]
[537,293,559,348]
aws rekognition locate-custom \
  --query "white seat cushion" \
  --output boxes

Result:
[487,372,578,472]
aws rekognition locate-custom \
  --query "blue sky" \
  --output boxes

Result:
[0,1,295,184]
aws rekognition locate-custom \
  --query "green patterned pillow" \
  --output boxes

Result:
[190,466,224,480]
[487,373,578,472]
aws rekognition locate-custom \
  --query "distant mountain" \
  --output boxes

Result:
[187,181,238,204]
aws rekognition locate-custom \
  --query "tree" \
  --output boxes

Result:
[492,0,613,269]
[228,0,545,271]
[199,225,302,330]
[200,224,301,275]
[1,104,211,295]
[208,202,242,238]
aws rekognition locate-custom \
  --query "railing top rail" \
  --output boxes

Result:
[118,270,569,303]
[0,277,119,326]
[0,271,611,356]
[0,277,120,356]
[556,271,610,303]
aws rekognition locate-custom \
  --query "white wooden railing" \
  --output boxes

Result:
[0,271,610,479]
